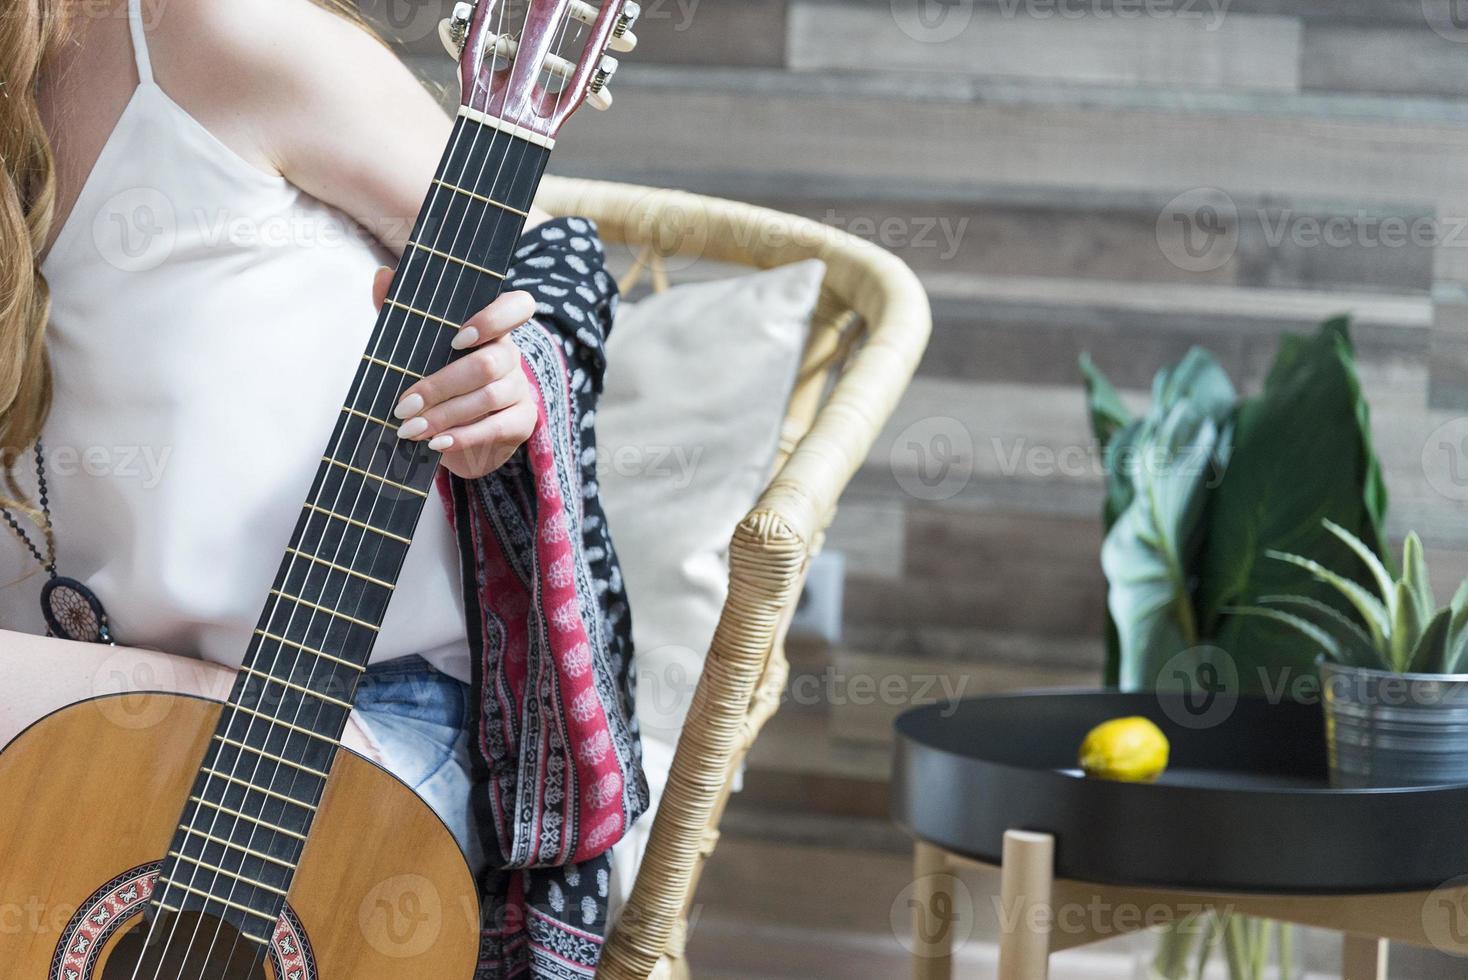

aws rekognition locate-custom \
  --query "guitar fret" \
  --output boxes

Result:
[384,298,461,329]
[168,851,290,897]
[302,502,412,544]
[188,796,308,841]
[362,354,423,380]
[156,875,282,923]
[431,178,530,217]
[406,239,505,280]
[321,455,429,499]
[213,734,330,779]
[286,544,396,590]
[254,628,367,673]
[228,703,343,747]
[241,664,354,712]
[178,824,298,870]
[200,762,321,809]
[269,588,382,633]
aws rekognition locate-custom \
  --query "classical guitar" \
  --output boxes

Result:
[0,1,638,976]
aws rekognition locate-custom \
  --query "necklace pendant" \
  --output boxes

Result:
[41,576,115,645]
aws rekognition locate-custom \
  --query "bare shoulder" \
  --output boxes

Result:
[144,0,432,175]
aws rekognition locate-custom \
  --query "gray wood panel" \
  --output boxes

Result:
[789,2,1301,92]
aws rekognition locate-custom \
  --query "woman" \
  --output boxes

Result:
[0,0,645,976]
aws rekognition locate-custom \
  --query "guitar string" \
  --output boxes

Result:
[185,6,591,977]
[136,12,514,978]
[172,23,534,977]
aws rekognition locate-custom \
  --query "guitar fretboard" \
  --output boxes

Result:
[151,112,551,947]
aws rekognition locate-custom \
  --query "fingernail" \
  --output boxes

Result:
[451,326,480,350]
[397,417,429,439]
[394,393,424,420]
[429,434,455,452]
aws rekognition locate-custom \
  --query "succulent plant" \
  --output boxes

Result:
[1230,521,1468,674]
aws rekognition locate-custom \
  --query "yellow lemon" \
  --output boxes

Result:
[1079,716,1170,783]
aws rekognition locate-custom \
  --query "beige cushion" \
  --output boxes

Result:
[598,259,824,913]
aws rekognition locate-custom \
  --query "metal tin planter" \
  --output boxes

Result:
[1320,658,1468,788]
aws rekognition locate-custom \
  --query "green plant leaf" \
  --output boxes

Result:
[1401,532,1435,622]
[1226,605,1348,664]
[1265,550,1389,649]
[1198,318,1391,691]
[1257,594,1382,668]
[1151,347,1237,422]
[1407,608,1453,674]
[1391,578,1423,672]
[1321,519,1394,605]
[1103,401,1220,690]
[1080,352,1133,453]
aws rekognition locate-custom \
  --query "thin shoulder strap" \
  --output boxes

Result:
[127,0,155,85]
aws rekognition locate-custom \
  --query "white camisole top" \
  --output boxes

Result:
[0,0,473,682]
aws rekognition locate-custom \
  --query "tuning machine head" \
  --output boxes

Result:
[610,1,641,52]
[586,54,618,110]
[439,1,474,60]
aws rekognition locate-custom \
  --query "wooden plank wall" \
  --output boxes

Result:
[397,6,1468,973]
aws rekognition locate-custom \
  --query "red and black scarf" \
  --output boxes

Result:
[439,217,648,979]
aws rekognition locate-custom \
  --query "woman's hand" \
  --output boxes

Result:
[371,267,538,480]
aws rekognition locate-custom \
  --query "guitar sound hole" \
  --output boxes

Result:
[101,911,268,980]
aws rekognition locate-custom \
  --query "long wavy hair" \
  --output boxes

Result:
[0,0,372,514]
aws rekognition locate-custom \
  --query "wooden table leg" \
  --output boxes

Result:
[1341,935,1388,980]
[912,841,956,980]
[998,831,1054,980]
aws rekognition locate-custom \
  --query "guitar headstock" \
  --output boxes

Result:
[440,0,639,143]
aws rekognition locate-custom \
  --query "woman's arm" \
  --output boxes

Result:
[0,630,383,760]
[147,0,551,250]
[148,0,550,478]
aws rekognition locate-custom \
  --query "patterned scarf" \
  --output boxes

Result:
[439,218,648,979]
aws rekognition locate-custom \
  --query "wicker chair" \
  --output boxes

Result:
[536,176,932,980]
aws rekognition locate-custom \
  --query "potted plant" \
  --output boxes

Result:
[1081,317,1391,980]
[1232,524,1468,788]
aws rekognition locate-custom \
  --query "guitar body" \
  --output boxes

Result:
[0,694,479,978]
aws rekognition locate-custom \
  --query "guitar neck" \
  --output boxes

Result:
[155,112,552,946]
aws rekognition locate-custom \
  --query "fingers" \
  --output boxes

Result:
[437,400,540,479]
[397,368,529,444]
[371,266,392,309]
[451,290,537,350]
[395,336,521,418]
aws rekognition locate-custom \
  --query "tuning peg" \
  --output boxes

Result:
[439,1,474,60]
[611,1,641,51]
[590,55,618,91]
[587,87,614,111]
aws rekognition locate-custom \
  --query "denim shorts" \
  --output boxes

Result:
[352,655,484,878]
